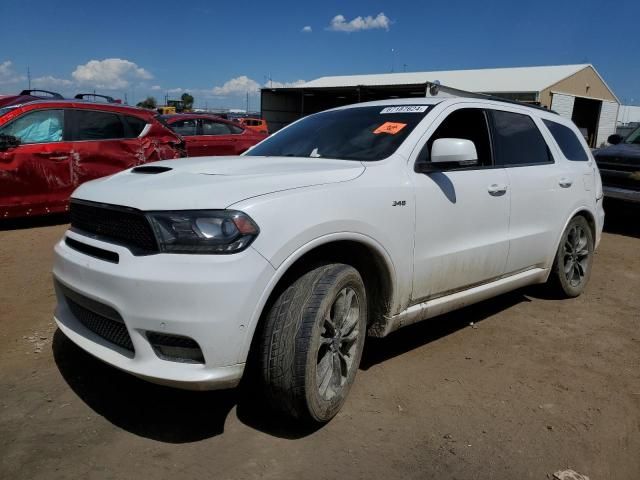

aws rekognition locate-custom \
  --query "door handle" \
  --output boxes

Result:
[558,177,573,188]
[488,184,508,196]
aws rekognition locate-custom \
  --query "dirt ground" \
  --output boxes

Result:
[1,200,639,480]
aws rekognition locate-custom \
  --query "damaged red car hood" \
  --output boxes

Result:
[71,156,365,210]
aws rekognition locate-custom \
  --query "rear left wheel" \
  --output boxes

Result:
[547,216,594,298]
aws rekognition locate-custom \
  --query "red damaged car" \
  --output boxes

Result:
[162,114,267,157]
[0,97,185,219]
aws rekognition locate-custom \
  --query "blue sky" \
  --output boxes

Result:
[1,0,638,108]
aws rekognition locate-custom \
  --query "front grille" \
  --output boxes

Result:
[66,297,134,352]
[69,200,158,253]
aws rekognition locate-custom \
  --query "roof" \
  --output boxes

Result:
[297,64,593,93]
[0,99,156,117]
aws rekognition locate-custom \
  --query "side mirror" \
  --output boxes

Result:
[415,138,478,173]
[607,134,623,145]
[0,134,20,151]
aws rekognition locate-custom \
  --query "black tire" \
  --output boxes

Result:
[259,264,367,423]
[547,216,594,298]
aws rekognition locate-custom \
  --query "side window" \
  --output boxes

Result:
[422,108,492,166]
[491,110,552,166]
[123,115,148,138]
[72,110,124,141]
[229,124,244,134]
[202,120,232,136]
[170,119,197,136]
[542,119,589,161]
[0,109,64,144]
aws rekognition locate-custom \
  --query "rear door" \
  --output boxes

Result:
[68,109,145,186]
[487,108,568,273]
[0,108,74,214]
[411,106,511,301]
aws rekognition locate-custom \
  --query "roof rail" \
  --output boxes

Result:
[74,93,120,103]
[429,81,557,114]
[19,89,64,99]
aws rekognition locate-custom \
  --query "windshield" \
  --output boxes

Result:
[624,126,640,145]
[246,105,432,161]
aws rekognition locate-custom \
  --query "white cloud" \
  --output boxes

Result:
[301,25,312,33]
[167,87,186,94]
[327,13,390,32]
[150,85,162,91]
[0,60,26,85]
[32,75,73,88]
[72,58,152,90]
[212,75,261,96]
[267,79,306,88]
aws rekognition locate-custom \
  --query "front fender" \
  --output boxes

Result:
[236,232,399,364]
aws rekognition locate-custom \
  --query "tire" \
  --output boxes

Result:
[259,264,367,423]
[547,216,594,298]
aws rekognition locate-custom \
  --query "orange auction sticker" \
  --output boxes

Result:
[373,122,407,135]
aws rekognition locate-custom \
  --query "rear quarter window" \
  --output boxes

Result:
[542,119,589,161]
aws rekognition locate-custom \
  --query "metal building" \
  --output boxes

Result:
[261,64,619,147]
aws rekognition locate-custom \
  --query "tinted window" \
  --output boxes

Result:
[73,110,124,141]
[170,119,197,136]
[491,110,552,166]
[246,105,432,161]
[0,109,64,144]
[202,119,232,135]
[123,115,148,138]
[423,108,492,166]
[542,120,589,161]
[229,124,244,134]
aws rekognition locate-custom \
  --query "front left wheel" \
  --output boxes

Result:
[259,264,367,423]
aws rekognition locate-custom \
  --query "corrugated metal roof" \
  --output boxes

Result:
[298,64,592,93]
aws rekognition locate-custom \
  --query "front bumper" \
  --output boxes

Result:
[53,229,275,390]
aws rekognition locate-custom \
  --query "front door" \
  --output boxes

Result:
[194,118,238,156]
[411,106,511,302]
[0,108,73,215]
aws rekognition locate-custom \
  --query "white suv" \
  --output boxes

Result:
[53,97,604,423]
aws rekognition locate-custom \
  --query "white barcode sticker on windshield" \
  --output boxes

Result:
[380,106,429,114]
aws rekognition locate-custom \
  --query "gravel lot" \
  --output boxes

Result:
[1,200,639,480]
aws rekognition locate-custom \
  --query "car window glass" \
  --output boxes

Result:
[124,116,148,138]
[423,108,492,166]
[73,110,124,141]
[170,119,197,136]
[0,109,64,143]
[202,120,232,135]
[229,124,244,134]
[246,105,432,161]
[491,110,552,166]
[542,120,588,161]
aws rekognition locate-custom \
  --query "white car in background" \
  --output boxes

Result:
[52,97,604,423]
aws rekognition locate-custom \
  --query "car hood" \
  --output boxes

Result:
[72,156,366,210]
[593,143,640,166]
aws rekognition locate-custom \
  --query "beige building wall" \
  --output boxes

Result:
[538,66,617,107]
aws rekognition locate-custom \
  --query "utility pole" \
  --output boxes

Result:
[27,66,31,89]
[403,63,408,72]
[246,91,249,112]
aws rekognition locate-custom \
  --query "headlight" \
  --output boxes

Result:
[147,210,259,254]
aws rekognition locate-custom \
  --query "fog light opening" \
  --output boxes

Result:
[146,332,205,364]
